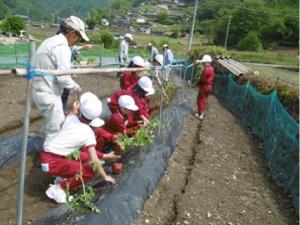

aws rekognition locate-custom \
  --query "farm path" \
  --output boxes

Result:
[134,95,296,225]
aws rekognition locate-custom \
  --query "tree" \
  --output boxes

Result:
[1,15,25,36]
[100,32,114,48]
[111,0,130,18]
[214,0,267,48]
[237,31,262,51]
[0,2,9,20]
[86,17,97,30]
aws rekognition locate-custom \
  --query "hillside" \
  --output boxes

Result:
[0,0,110,20]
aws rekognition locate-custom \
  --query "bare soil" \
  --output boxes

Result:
[0,73,121,225]
[0,73,120,136]
[0,72,296,225]
[134,95,296,225]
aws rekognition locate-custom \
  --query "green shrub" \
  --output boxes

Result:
[237,31,263,52]
[1,16,25,36]
[86,17,97,30]
[100,32,114,48]
[88,34,101,44]
[170,29,179,39]
[189,45,227,61]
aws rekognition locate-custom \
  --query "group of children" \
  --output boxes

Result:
[31,15,214,204]
[40,55,162,204]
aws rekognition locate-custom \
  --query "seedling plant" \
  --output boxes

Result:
[117,118,163,151]
[66,149,100,213]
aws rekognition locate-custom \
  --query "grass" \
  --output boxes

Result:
[245,64,299,84]
[1,25,298,67]
[229,49,298,66]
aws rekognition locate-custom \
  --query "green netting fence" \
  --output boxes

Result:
[213,74,299,213]
[0,43,29,68]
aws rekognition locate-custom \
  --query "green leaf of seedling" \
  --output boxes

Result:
[68,149,81,160]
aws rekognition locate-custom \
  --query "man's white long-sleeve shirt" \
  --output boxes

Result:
[119,40,129,64]
[32,33,79,95]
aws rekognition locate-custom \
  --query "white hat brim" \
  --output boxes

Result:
[145,88,155,96]
[89,118,105,127]
[79,30,89,42]
[126,104,139,111]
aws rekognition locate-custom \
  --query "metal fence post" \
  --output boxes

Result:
[99,43,104,67]
[158,67,164,136]
[16,38,35,225]
[15,41,18,65]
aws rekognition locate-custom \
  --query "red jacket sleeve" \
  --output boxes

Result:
[120,72,139,90]
[94,128,116,152]
[197,66,215,88]
[105,113,127,134]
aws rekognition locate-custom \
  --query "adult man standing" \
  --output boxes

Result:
[32,16,88,142]
[147,43,159,62]
[162,44,173,82]
[194,54,215,120]
[118,33,133,66]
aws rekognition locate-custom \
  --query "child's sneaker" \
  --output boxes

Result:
[45,184,67,203]
[194,112,204,120]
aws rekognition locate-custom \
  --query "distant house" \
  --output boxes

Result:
[161,0,173,3]
[15,15,31,24]
[101,19,109,26]
[136,17,146,24]
[174,0,186,7]
[152,31,164,36]
[32,23,44,28]
[50,24,59,28]
[111,18,131,27]
[128,26,136,32]
[139,26,151,34]
[157,5,169,12]
[169,12,191,21]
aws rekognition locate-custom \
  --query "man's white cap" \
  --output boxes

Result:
[132,56,145,67]
[147,43,153,46]
[199,54,212,63]
[144,61,151,68]
[90,118,105,128]
[138,76,155,96]
[80,92,102,120]
[154,54,164,65]
[118,95,139,111]
[162,44,168,48]
[124,33,133,40]
[65,16,89,42]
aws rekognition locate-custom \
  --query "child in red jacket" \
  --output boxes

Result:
[120,56,145,90]
[108,76,155,127]
[98,95,139,173]
[194,54,215,120]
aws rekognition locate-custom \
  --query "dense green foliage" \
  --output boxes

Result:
[199,0,299,50]
[237,31,263,51]
[100,32,114,48]
[0,0,110,20]
[0,15,25,35]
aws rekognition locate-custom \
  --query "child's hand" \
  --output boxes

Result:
[115,141,125,151]
[104,175,116,186]
[103,151,121,161]
[71,101,80,115]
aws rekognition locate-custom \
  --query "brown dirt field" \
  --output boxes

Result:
[0,73,120,137]
[0,73,121,225]
[134,95,296,225]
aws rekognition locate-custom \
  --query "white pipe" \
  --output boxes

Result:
[12,66,162,77]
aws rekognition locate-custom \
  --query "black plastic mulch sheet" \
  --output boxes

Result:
[32,86,196,225]
[0,82,196,225]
